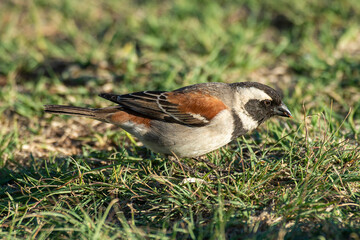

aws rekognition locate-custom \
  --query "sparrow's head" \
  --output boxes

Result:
[231,82,292,125]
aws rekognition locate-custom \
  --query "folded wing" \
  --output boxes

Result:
[99,90,228,126]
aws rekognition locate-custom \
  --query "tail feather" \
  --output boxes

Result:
[44,105,96,117]
[44,105,123,123]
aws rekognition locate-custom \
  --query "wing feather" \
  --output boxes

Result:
[99,89,228,126]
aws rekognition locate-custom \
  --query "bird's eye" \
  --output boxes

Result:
[264,100,272,106]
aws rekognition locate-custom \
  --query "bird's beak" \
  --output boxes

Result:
[274,103,293,118]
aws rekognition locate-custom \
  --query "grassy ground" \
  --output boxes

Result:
[0,0,360,239]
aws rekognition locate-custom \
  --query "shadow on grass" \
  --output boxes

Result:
[17,58,124,86]
[16,56,181,92]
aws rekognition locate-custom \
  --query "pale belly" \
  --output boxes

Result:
[139,110,238,157]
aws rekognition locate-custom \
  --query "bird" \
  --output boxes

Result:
[44,82,292,158]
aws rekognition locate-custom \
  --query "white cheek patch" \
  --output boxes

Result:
[237,87,272,103]
[237,111,259,131]
[232,87,271,131]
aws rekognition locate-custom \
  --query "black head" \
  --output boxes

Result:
[231,82,292,124]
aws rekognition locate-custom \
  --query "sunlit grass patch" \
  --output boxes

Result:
[0,0,360,239]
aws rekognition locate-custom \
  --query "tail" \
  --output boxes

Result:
[44,105,121,121]
[44,105,96,117]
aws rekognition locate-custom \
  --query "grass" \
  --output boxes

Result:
[0,0,360,239]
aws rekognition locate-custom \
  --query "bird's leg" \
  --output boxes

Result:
[168,154,225,180]
[191,156,224,171]
[168,153,196,175]
[169,154,218,181]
